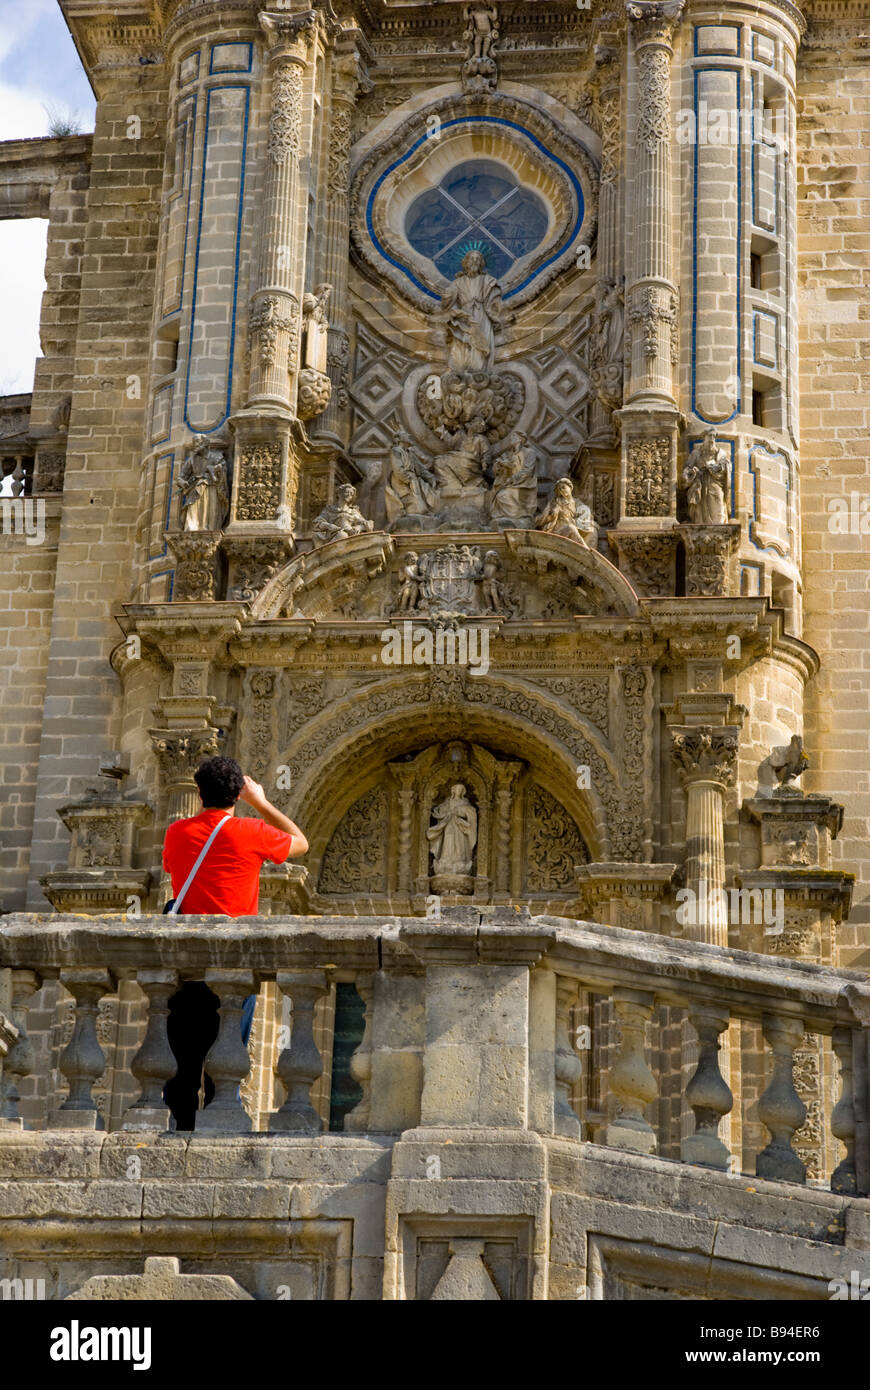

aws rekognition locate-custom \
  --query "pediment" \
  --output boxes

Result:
[251,529,639,622]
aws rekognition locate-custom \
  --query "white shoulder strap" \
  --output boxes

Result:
[168,814,233,915]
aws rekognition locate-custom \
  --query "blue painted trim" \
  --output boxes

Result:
[691,67,742,425]
[148,452,175,561]
[364,115,586,302]
[686,435,737,518]
[750,73,778,235]
[748,441,793,556]
[209,42,253,75]
[150,568,175,602]
[751,30,776,65]
[752,309,779,369]
[184,84,250,435]
[163,93,197,320]
[179,49,200,86]
[693,23,742,57]
[150,384,173,445]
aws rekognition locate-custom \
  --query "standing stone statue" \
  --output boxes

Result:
[385,431,439,525]
[177,435,229,532]
[684,429,729,525]
[490,431,539,527]
[537,477,594,547]
[427,783,478,877]
[398,551,424,611]
[438,249,507,373]
[481,550,506,612]
[312,483,373,545]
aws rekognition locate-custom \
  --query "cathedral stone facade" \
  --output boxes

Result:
[0,0,869,1301]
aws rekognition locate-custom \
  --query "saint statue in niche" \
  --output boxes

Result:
[177,435,229,532]
[438,249,507,373]
[684,429,729,525]
[427,783,478,877]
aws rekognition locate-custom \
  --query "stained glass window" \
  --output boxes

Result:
[405,158,549,282]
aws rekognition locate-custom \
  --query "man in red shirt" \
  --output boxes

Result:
[161,756,308,1129]
[162,755,308,915]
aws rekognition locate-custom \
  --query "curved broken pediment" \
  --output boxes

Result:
[251,528,639,623]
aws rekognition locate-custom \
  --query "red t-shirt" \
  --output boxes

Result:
[162,808,295,915]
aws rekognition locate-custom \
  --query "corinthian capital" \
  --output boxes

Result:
[259,10,318,62]
[670,725,738,789]
[627,0,685,46]
[149,728,220,787]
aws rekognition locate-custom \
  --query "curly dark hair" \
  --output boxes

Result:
[194,755,244,808]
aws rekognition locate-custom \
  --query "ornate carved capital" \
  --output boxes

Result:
[165,533,222,603]
[260,11,319,63]
[627,0,685,47]
[149,728,220,788]
[670,725,738,789]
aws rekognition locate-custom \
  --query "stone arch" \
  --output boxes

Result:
[279,673,616,873]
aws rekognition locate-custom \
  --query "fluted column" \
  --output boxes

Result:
[248,12,318,411]
[316,42,369,444]
[625,0,683,406]
[671,725,738,946]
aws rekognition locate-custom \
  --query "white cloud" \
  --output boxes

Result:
[0,219,48,395]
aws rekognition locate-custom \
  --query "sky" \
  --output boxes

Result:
[0,0,95,394]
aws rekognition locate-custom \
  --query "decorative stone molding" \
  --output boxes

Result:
[235,442,283,523]
[67,1257,253,1301]
[166,532,222,602]
[223,536,294,604]
[39,793,152,914]
[682,524,740,597]
[297,368,333,421]
[612,531,677,596]
[624,435,672,517]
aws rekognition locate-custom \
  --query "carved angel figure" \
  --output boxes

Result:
[769,734,809,789]
[312,484,373,546]
[177,435,229,532]
[463,5,499,61]
[427,783,478,876]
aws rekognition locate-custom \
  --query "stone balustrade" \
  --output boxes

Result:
[0,909,867,1197]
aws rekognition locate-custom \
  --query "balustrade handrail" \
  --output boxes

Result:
[1,910,868,1034]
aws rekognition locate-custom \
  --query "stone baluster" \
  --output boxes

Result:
[196,970,255,1133]
[605,988,658,1153]
[271,970,328,1132]
[554,978,582,1138]
[756,1013,807,1184]
[248,12,317,412]
[830,1025,857,1195]
[625,0,683,407]
[122,970,178,1131]
[0,970,40,1128]
[681,1006,733,1170]
[51,969,114,1129]
[316,40,369,445]
[344,973,374,1132]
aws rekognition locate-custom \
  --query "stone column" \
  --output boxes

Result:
[625,0,683,407]
[315,40,370,446]
[150,728,220,825]
[248,12,318,412]
[670,725,738,947]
